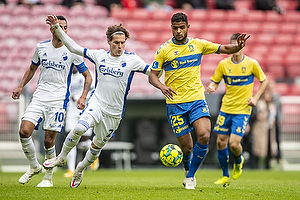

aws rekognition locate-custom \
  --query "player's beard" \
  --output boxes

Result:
[173,33,187,44]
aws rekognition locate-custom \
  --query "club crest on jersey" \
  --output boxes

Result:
[62,52,68,61]
[188,45,194,52]
[120,60,127,68]
[242,67,246,73]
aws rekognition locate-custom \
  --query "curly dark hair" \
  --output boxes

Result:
[106,23,130,41]
[171,12,188,24]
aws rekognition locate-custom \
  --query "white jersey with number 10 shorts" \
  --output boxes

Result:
[31,39,88,109]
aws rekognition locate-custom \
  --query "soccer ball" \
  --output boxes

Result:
[160,144,183,167]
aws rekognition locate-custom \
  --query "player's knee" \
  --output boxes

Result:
[181,145,193,155]
[19,129,31,138]
[198,132,210,144]
[74,123,88,136]
[229,140,240,150]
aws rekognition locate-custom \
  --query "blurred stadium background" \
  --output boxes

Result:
[0,0,299,172]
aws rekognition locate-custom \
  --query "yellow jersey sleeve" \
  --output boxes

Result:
[150,38,221,104]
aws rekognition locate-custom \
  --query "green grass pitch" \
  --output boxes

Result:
[0,169,299,200]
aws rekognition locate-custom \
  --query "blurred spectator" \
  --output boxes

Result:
[96,0,122,11]
[255,0,285,14]
[0,0,6,5]
[215,0,235,10]
[264,88,277,169]
[142,0,173,12]
[251,92,269,169]
[18,0,43,8]
[61,0,85,8]
[175,0,207,10]
[266,80,283,168]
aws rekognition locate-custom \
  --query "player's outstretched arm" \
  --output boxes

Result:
[148,70,177,100]
[46,15,85,57]
[12,64,38,100]
[219,33,250,54]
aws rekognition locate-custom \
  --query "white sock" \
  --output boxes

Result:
[59,129,81,160]
[44,146,56,180]
[67,147,77,172]
[20,137,40,168]
[76,147,101,172]
[77,139,91,151]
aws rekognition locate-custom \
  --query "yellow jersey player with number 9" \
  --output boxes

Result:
[149,13,250,189]
[206,33,268,186]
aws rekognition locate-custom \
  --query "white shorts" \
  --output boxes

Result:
[78,101,121,148]
[22,100,66,133]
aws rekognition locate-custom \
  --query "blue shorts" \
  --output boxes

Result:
[213,111,250,137]
[166,100,211,137]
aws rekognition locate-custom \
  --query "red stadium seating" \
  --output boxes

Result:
[274,82,290,96]
[290,84,300,96]
[279,22,299,34]
[256,33,275,45]
[261,22,279,33]
[287,65,300,79]
[207,10,227,22]
[145,20,170,32]
[110,8,131,20]
[124,19,145,32]
[242,22,261,34]
[266,64,286,79]
[1,6,299,96]
[275,33,293,45]
[245,10,265,22]
[265,11,283,22]
[131,8,150,20]
[223,22,244,33]
[188,9,209,21]
[226,10,247,22]
[282,11,300,22]
[137,31,160,43]
[150,10,171,21]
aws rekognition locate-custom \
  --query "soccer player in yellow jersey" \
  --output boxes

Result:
[148,13,250,189]
[206,33,268,186]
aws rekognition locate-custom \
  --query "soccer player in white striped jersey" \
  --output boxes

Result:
[43,15,153,188]
[12,15,92,187]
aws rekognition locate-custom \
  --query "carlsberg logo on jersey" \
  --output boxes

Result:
[99,65,124,78]
[42,59,65,71]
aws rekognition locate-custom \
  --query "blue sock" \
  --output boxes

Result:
[183,153,191,171]
[217,147,229,177]
[234,153,242,164]
[186,142,208,178]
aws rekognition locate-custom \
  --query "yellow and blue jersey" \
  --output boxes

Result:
[211,55,266,115]
[150,37,221,104]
